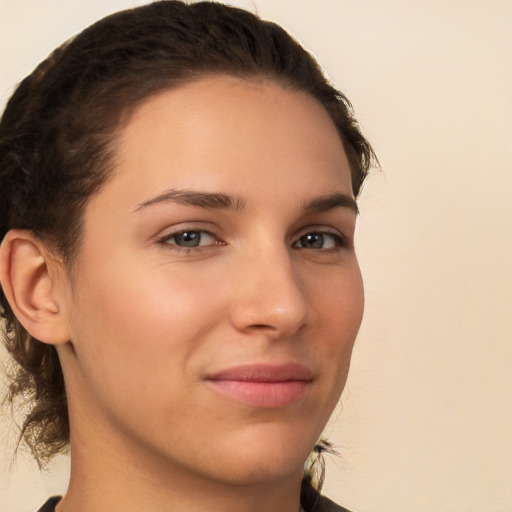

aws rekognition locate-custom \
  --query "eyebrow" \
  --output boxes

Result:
[133,189,246,212]
[303,193,359,215]
[133,189,358,215]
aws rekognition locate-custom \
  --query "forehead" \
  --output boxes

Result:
[85,76,353,226]
[112,76,351,196]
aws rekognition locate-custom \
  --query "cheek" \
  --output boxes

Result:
[67,255,226,408]
[74,253,221,343]
[308,262,364,388]
[310,260,364,339]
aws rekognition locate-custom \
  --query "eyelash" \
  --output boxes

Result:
[156,228,223,253]
[292,230,347,250]
[156,227,348,254]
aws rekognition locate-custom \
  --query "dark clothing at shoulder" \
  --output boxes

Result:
[36,494,352,512]
[316,493,352,511]
[37,496,62,512]
[301,477,353,512]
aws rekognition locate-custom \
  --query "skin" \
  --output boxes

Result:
[1,76,364,512]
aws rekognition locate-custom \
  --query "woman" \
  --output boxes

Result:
[0,2,376,511]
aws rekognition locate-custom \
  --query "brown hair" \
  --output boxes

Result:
[0,0,376,491]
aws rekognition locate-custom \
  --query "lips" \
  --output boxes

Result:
[205,363,313,408]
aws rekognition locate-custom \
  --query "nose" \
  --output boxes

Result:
[228,247,311,338]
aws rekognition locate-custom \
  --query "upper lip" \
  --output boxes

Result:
[205,363,314,383]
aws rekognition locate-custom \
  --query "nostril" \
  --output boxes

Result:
[250,324,277,330]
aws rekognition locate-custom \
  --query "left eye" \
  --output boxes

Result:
[162,230,217,248]
[293,232,343,249]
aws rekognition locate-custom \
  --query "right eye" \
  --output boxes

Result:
[158,229,218,249]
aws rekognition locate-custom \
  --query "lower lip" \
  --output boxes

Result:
[206,379,310,408]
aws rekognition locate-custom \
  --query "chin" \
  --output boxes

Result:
[208,423,318,485]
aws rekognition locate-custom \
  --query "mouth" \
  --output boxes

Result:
[204,363,314,408]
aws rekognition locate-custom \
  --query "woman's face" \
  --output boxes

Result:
[57,76,364,485]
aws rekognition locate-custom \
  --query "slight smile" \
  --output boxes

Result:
[205,363,314,408]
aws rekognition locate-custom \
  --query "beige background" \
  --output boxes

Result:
[1,1,511,511]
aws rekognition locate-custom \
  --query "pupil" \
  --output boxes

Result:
[177,231,200,247]
[302,234,323,248]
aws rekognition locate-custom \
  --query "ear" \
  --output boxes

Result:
[0,230,71,345]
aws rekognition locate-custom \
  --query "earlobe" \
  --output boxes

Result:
[0,230,70,345]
